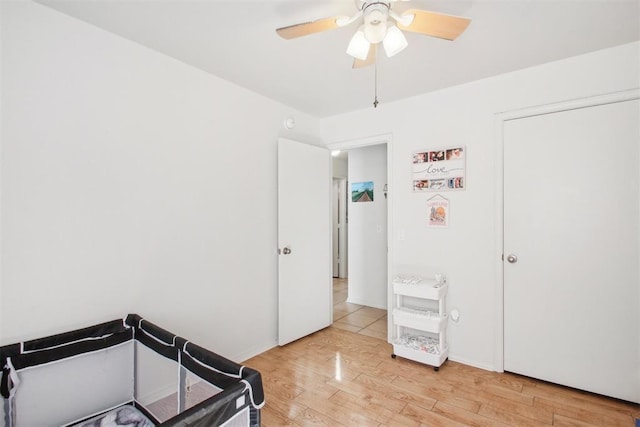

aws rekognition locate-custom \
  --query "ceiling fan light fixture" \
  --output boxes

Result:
[364,9,386,25]
[363,20,387,44]
[363,7,389,44]
[383,25,408,57]
[335,13,361,27]
[346,27,370,60]
[389,10,415,27]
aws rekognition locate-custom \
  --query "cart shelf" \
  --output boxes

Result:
[390,274,449,370]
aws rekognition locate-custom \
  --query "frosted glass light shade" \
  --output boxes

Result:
[346,28,370,60]
[363,21,387,44]
[383,25,408,57]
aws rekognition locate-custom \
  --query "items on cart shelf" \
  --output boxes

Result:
[394,334,443,355]
[393,307,439,318]
[393,275,422,285]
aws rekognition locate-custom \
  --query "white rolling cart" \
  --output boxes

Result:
[390,274,448,371]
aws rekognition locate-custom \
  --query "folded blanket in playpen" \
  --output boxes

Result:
[0,314,264,427]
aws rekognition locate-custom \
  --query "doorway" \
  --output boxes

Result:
[328,134,393,342]
[332,173,348,280]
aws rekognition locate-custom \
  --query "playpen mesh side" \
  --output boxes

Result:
[1,315,264,427]
[0,319,134,427]
[7,344,134,427]
[128,314,263,426]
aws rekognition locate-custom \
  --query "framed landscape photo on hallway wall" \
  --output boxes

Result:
[351,181,374,202]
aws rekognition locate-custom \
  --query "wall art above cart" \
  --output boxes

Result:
[412,146,465,192]
[427,194,449,228]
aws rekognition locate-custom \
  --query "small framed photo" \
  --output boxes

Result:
[427,195,449,228]
[351,181,374,203]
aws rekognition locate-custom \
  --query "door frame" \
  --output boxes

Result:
[327,133,393,342]
[332,177,348,279]
[493,88,640,372]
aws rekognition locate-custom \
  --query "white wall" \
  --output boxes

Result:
[321,42,640,370]
[0,1,321,362]
[347,144,387,309]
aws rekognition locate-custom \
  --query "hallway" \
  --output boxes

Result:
[331,278,387,341]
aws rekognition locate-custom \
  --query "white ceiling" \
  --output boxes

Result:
[37,0,640,118]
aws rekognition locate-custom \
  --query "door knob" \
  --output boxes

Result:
[282,247,292,255]
[506,254,518,263]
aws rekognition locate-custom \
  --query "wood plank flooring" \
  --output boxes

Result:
[244,278,639,426]
[331,277,387,341]
[244,327,639,426]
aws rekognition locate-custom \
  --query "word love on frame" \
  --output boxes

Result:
[412,146,465,192]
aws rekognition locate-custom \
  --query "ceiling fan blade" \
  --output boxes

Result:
[276,16,344,39]
[352,44,377,69]
[397,9,471,41]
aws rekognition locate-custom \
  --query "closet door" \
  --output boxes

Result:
[503,98,639,403]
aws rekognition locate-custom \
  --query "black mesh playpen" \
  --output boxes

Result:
[0,314,264,426]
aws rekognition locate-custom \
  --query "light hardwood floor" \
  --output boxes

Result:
[243,279,640,426]
[331,278,388,341]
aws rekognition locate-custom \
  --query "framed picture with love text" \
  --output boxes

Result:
[412,146,466,192]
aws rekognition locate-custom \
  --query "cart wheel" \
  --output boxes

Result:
[391,354,396,359]
[434,366,439,372]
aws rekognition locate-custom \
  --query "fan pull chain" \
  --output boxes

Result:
[373,45,379,108]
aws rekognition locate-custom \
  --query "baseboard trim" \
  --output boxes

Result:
[345,297,386,310]
[447,353,496,372]
[236,340,278,364]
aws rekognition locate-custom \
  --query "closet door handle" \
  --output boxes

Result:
[507,254,518,263]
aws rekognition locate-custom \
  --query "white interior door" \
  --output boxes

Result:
[278,138,332,346]
[503,98,639,403]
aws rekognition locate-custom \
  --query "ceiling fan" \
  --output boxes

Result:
[276,0,471,68]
